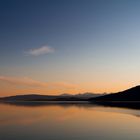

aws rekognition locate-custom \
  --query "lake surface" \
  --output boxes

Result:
[1,102,140,140]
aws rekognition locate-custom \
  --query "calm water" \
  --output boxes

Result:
[1,102,140,140]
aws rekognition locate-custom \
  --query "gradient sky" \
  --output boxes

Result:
[1,0,140,97]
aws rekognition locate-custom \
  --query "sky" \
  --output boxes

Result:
[0,0,140,97]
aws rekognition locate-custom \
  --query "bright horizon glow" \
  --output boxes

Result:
[1,0,140,97]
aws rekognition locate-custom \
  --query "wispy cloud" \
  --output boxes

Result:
[26,45,54,56]
[0,76,47,87]
[0,76,76,89]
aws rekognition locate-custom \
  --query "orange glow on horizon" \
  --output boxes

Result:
[0,81,139,97]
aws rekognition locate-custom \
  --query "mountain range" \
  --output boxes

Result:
[0,92,103,101]
[1,86,140,103]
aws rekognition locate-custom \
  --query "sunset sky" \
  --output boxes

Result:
[1,0,140,97]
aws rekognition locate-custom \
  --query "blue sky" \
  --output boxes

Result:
[0,0,140,96]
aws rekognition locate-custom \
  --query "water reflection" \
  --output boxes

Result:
[1,101,140,117]
[0,103,140,140]
[0,101,92,108]
[2,101,140,110]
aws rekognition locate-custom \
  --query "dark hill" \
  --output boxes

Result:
[0,94,58,101]
[90,85,140,102]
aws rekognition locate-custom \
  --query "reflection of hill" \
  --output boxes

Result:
[93,101,140,110]
[1,101,140,119]
[0,101,94,108]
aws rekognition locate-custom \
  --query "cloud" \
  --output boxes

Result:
[0,76,47,87]
[26,46,54,56]
[0,76,76,89]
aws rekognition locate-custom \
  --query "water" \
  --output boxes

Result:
[1,102,140,140]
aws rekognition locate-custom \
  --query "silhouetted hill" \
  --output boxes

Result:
[0,94,58,101]
[90,85,140,102]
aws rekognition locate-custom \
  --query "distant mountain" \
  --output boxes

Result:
[74,93,106,99]
[60,92,104,99]
[90,85,140,102]
[0,93,104,102]
[60,93,72,96]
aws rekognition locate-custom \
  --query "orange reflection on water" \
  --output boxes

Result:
[1,103,140,140]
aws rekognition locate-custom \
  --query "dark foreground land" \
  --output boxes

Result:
[89,85,140,109]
